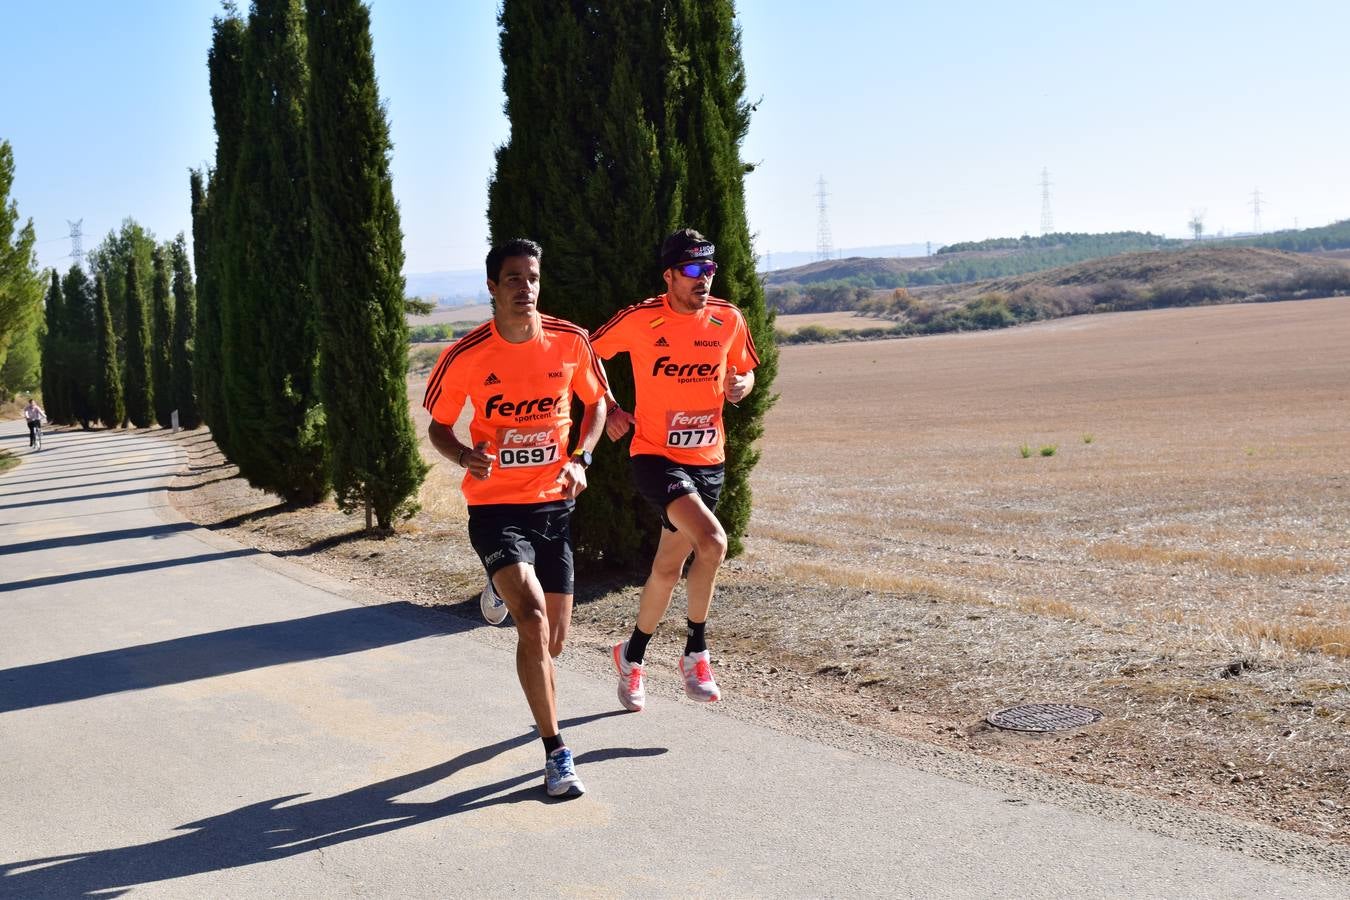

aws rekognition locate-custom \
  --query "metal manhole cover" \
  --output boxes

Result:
[987,703,1103,733]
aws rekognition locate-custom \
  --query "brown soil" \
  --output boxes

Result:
[167,297,1349,846]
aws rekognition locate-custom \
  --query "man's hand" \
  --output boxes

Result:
[606,407,634,441]
[463,440,495,481]
[556,459,588,499]
[725,366,753,404]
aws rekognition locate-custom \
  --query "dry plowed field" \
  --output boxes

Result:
[166,297,1349,844]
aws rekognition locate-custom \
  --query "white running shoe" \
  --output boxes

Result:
[480,576,508,625]
[544,746,585,797]
[612,641,646,712]
[678,649,721,702]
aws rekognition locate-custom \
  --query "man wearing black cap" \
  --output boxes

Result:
[590,228,761,712]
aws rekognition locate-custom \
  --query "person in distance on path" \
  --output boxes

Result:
[423,238,608,797]
[23,397,46,448]
[590,228,759,712]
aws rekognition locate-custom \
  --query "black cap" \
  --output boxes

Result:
[660,229,715,271]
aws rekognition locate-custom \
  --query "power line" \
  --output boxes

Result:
[815,175,833,261]
[1249,188,1264,234]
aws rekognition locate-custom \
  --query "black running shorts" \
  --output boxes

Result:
[466,500,575,594]
[630,454,725,532]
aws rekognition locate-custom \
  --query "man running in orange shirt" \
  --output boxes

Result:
[423,238,608,797]
[591,228,759,712]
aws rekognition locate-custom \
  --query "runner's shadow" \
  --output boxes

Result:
[0,712,659,898]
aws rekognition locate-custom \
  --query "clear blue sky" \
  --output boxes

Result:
[3,1,1347,275]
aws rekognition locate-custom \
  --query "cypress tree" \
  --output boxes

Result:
[222,0,327,504]
[305,0,426,529]
[197,8,247,456]
[663,0,778,557]
[87,219,155,362]
[94,273,124,428]
[489,1,671,569]
[488,2,778,567]
[151,245,175,427]
[62,264,97,428]
[0,140,45,398]
[123,255,153,427]
[170,234,200,429]
[40,270,68,422]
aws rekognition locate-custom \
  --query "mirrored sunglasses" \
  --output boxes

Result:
[676,260,718,278]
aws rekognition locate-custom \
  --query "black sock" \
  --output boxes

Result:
[625,626,653,664]
[542,733,564,755]
[684,619,706,656]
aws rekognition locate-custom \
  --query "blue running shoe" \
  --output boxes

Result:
[544,746,585,797]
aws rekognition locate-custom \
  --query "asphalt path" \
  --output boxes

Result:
[1,422,1346,898]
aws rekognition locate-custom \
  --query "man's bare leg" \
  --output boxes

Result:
[492,564,557,738]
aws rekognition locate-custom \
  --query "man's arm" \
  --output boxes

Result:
[603,389,634,441]
[558,399,607,500]
[725,367,754,404]
[427,419,493,481]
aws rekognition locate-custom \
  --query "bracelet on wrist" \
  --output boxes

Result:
[456,447,466,467]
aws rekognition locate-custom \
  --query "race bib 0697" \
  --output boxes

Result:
[495,426,560,468]
[665,409,720,449]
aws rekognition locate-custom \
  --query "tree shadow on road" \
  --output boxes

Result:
[0,711,660,898]
[0,601,465,713]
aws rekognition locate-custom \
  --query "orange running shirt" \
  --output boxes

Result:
[422,315,608,506]
[591,294,759,465]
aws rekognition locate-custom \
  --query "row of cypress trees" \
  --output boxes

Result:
[40,235,199,431]
[191,0,423,528]
[488,0,778,568]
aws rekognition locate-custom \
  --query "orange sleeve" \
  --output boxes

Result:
[572,334,609,404]
[729,309,760,373]
[590,306,636,360]
[422,344,468,425]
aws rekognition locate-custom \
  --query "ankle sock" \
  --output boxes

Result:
[625,626,653,664]
[542,733,564,755]
[684,619,706,656]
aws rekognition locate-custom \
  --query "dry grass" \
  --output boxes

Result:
[778,560,985,602]
[774,310,875,333]
[1230,620,1350,658]
[1088,541,1339,576]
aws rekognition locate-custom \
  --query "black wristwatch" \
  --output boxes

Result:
[572,448,592,468]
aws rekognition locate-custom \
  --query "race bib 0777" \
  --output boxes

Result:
[665,409,720,449]
[495,426,560,468]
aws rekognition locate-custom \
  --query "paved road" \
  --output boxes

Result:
[1,422,1346,898]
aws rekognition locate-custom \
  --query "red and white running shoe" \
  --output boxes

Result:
[612,641,646,712]
[678,649,721,703]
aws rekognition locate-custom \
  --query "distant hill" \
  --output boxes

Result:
[760,244,928,271]
[858,246,1350,330]
[774,246,1350,344]
[403,269,488,303]
[925,245,1348,301]
[763,232,1175,300]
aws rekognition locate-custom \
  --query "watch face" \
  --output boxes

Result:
[574,449,592,468]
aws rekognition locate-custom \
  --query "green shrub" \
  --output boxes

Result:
[1039,444,1058,457]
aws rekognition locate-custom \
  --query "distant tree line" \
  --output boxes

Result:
[408,322,479,344]
[936,230,1176,255]
[38,218,198,432]
[1235,219,1350,253]
[190,0,423,529]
